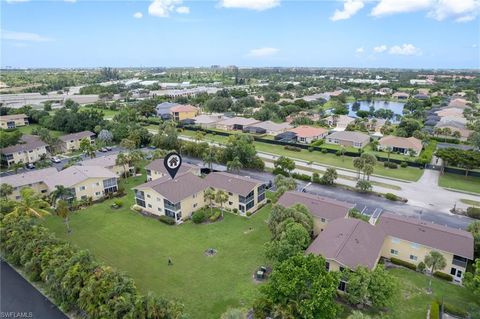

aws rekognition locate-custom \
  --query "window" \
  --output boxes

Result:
[228,192,233,196]
[450,268,456,275]
[228,201,233,205]
[95,192,101,196]
[146,194,151,198]
[339,266,345,272]
[391,237,401,244]
[79,186,86,191]
[321,218,326,223]
[193,203,197,208]
[410,243,420,249]
[326,262,330,271]
[390,249,398,256]
[147,204,152,208]
[409,255,418,261]
[81,195,87,200]
[157,197,161,202]
[338,281,346,292]
[158,207,162,212]
[193,194,196,198]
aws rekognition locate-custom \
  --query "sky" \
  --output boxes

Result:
[1,0,479,69]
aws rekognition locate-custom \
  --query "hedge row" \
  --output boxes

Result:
[0,213,184,319]
[390,257,417,270]
[430,301,439,319]
[433,271,453,282]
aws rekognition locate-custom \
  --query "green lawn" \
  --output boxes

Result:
[16,124,65,138]
[438,173,480,194]
[79,106,120,119]
[43,175,271,319]
[181,130,424,182]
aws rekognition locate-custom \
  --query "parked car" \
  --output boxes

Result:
[26,163,35,169]
[51,156,61,163]
[99,147,108,152]
[106,146,112,151]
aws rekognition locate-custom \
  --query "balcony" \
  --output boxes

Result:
[452,255,468,268]
[164,199,181,211]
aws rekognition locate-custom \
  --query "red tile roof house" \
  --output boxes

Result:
[288,126,329,144]
[378,136,423,156]
[325,131,370,149]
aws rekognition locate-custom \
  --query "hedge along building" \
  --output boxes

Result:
[133,171,267,222]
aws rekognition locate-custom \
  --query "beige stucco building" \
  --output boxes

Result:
[58,131,95,152]
[1,167,58,200]
[145,159,201,181]
[1,135,49,167]
[0,114,29,129]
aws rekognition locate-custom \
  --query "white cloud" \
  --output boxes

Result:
[220,0,280,11]
[247,47,279,57]
[5,0,30,3]
[373,44,388,53]
[371,0,479,21]
[133,12,143,18]
[176,6,190,14]
[1,30,53,42]
[148,0,188,18]
[330,0,365,21]
[64,0,77,3]
[356,47,365,53]
[388,44,422,55]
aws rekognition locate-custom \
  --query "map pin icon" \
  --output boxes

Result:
[164,152,182,179]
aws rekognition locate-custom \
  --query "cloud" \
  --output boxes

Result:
[220,0,280,11]
[64,0,77,3]
[133,12,143,18]
[5,0,30,3]
[388,44,422,55]
[148,0,189,18]
[247,47,279,57]
[176,6,190,14]
[373,44,388,53]
[371,0,479,21]
[330,0,365,21]
[356,47,365,53]
[1,30,53,42]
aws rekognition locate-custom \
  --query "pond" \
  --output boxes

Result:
[347,100,405,121]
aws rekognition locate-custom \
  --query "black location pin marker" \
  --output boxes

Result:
[164,152,182,179]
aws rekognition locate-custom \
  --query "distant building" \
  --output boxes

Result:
[287,126,328,144]
[58,131,95,152]
[192,114,227,129]
[1,167,58,200]
[170,104,199,121]
[0,135,48,167]
[215,117,260,131]
[79,154,135,177]
[392,92,409,100]
[378,136,423,156]
[325,131,370,148]
[145,159,201,181]
[245,121,293,136]
[325,115,355,131]
[0,114,29,129]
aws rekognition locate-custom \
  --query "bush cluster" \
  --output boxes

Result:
[390,257,417,270]
[0,214,183,318]
[192,210,206,224]
[209,210,221,222]
[384,162,398,169]
[159,215,176,225]
[400,161,408,168]
[433,271,453,282]
[291,172,311,182]
[466,207,480,219]
[385,193,399,201]
[441,301,469,317]
[284,145,302,152]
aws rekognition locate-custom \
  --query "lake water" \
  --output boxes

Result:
[347,100,405,119]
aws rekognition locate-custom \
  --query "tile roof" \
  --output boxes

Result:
[0,114,28,121]
[378,136,423,152]
[216,117,260,127]
[193,114,226,124]
[0,135,48,154]
[204,171,264,196]
[289,126,328,138]
[145,159,198,175]
[248,121,292,132]
[58,131,95,142]
[1,167,58,188]
[326,131,370,143]
[277,191,353,221]
[378,213,474,259]
[43,165,116,189]
[170,104,198,113]
[136,172,207,203]
[307,218,386,270]
[79,154,119,168]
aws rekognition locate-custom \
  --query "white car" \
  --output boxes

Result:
[51,156,61,163]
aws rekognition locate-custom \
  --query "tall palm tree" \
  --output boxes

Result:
[10,187,50,218]
[116,153,130,179]
[56,199,71,234]
[215,190,229,217]
[80,138,96,158]
[203,150,216,170]
[226,157,243,174]
[50,185,75,205]
[204,187,216,215]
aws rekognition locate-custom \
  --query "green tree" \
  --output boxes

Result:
[215,190,229,217]
[202,149,216,170]
[274,156,296,176]
[194,131,205,142]
[79,138,96,158]
[265,220,311,262]
[424,251,447,274]
[321,167,338,185]
[353,157,365,180]
[356,180,372,192]
[9,187,50,218]
[463,258,480,297]
[267,204,313,239]
[0,183,14,199]
[226,156,243,174]
[253,254,340,319]
[56,199,71,234]
[468,221,480,259]
[120,138,137,151]
[204,187,216,215]
[348,311,371,319]
[116,152,130,179]
[273,175,297,201]
[50,185,75,205]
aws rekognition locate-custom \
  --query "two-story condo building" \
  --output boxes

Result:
[1,167,58,200]
[0,114,29,129]
[0,135,49,167]
[145,159,200,181]
[58,131,95,152]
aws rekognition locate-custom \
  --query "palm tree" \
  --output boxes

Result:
[9,187,50,218]
[116,152,130,179]
[204,187,216,215]
[194,131,205,142]
[226,157,243,174]
[0,183,14,200]
[80,138,96,158]
[56,199,71,234]
[50,185,75,205]
[215,190,229,217]
[363,164,374,181]
[203,150,216,170]
[352,157,364,180]
[385,146,393,163]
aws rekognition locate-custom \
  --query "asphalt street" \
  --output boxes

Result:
[0,260,68,319]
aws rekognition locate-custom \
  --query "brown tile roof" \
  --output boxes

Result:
[170,104,198,113]
[0,135,48,155]
[326,131,370,143]
[378,136,423,152]
[378,213,474,259]
[307,218,385,269]
[1,167,58,188]
[145,159,198,175]
[277,191,353,221]
[289,126,328,138]
[0,114,28,121]
[59,131,95,142]
[136,172,207,203]
[203,172,263,196]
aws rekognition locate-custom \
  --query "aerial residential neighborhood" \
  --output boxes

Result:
[1,1,479,319]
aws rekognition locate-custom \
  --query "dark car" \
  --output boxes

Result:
[26,163,35,169]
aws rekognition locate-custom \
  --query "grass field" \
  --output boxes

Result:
[79,106,120,119]
[438,173,480,194]
[43,175,271,319]
[180,130,424,182]
[16,124,65,138]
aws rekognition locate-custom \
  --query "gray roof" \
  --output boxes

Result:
[59,131,95,142]
[1,167,58,188]
[203,172,263,196]
[135,172,207,203]
[193,114,226,124]
[378,213,474,259]
[307,218,386,270]
[145,159,198,175]
[0,135,48,155]
[247,121,292,132]
[277,191,353,221]
[326,131,370,143]
[79,154,119,168]
[43,165,116,189]
[216,117,259,127]
[156,102,179,115]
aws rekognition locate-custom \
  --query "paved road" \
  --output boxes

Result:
[0,260,68,319]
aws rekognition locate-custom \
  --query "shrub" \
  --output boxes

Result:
[355,180,372,193]
[209,210,221,222]
[348,209,369,222]
[132,205,142,212]
[466,207,480,219]
[266,199,271,204]
[433,271,453,282]
[442,302,469,317]
[321,148,328,154]
[272,167,289,176]
[312,172,320,183]
[308,146,314,152]
[430,301,439,319]
[335,150,342,156]
[400,161,408,168]
[233,208,239,214]
[390,257,417,270]
[159,215,176,225]
[384,162,398,169]
[417,261,426,273]
[246,211,252,216]
[113,199,123,207]
[291,172,311,182]
[385,193,398,201]
[192,210,206,224]
[284,145,301,152]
